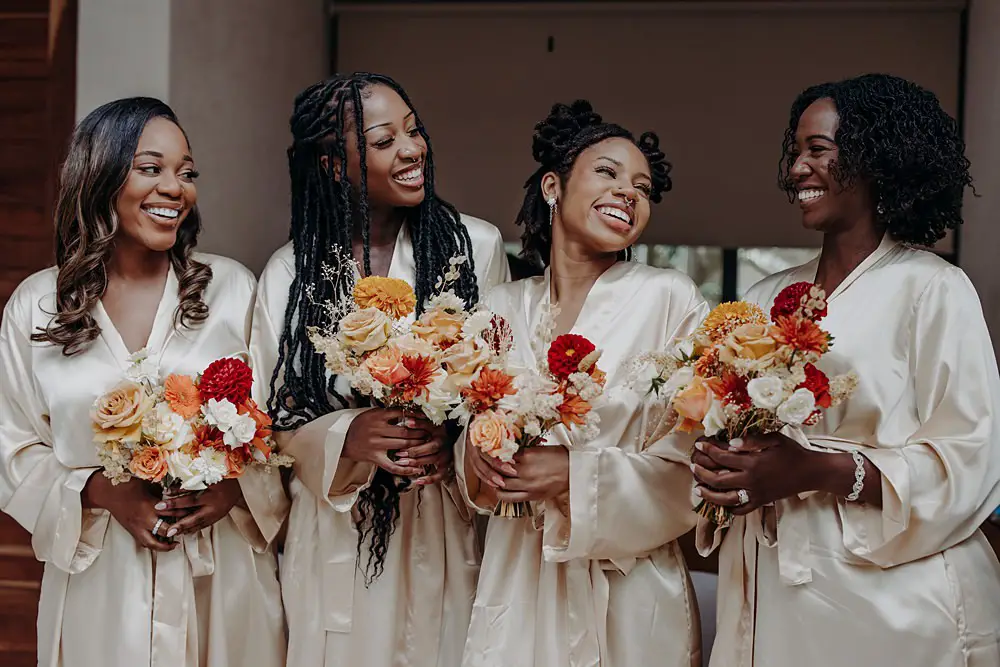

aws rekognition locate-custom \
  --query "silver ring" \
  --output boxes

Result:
[151,518,165,536]
[737,489,750,506]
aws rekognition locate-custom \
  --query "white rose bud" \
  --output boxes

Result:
[776,387,817,425]
[747,376,785,410]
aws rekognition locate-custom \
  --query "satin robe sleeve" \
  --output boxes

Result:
[249,252,376,512]
[0,289,110,574]
[835,266,1000,567]
[542,292,710,564]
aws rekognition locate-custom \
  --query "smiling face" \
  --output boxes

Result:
[340,83,427,209]
[787,98,873,234]
[115,116,198,252]
[543,137,654,256]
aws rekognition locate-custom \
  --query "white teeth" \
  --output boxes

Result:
[145,207,180,219]
[394,166,422,182]
[597,205,631,225]
[797,189,825,201]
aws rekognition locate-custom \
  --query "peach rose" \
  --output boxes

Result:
[412,307,464,347]
[442,339,492,389]
[468,410,519,463]
[672,376,715,432]
[224,448,248,479]
[394,332,437,359]
[338,307,392,353]
[92,381,154,444]
[364,345,411,386]
[129,446,168,482]
[718,323,783,371]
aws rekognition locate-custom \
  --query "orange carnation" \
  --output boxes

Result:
[164,374,201,419]
[772,316,830,355]
[353,276,416,319]
[462,367,516,411]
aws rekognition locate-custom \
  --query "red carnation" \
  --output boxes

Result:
[547,334,596,380]
[770,282,811,321]
[798,363,832,408]
[199,357,254,405]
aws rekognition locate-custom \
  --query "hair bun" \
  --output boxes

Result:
[532,100,603,167]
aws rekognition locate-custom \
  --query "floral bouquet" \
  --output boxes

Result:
[92,352,293,499]
[307,254,496,426]
[627,282,856,526]
[460,305,606,518]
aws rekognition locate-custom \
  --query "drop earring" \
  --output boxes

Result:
[547,198,556,225]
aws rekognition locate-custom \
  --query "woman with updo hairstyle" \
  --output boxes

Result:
[251,72,509,667]
[0,97,285,666]
[456,100,707,667]
[692,73,1000,666]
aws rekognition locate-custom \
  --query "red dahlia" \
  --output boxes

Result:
[770,282,812,321]
[798,363,832,408]
[547,334,596,380]
[199,357,254,405]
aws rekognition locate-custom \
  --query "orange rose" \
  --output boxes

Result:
[468,410,518,462]
[224,448,248,479]
[364,345,412,386]
[129,446,168,482]
[672,376,715,433]
[412,307,464,347]
[92,381,154,444]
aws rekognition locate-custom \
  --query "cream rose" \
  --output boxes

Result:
[129,446,168,482]
[363,345,411,386]
[777,388,816,425]
[92,381,153,444]
[394,333,437,359]
[468,410,518,462]
[718,323,783,371]
[412,307,464,346]
[442,339,492,390]
[338,307,391,353]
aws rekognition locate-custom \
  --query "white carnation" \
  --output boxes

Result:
[747,376,785,410]
[181,448,229,490]
[776,388,816,425]
[125,348,159,385]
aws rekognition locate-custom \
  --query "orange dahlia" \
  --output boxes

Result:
[164,373,201,419]
[700,302,768,342]
[462,367,517,411]
[397,355,439,402]
[558,393,592,428]
[353,276,416,318]
[772,315,830,355]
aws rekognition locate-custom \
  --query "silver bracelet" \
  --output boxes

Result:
[846,451,866,502]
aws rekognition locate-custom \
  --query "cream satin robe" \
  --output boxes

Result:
[457,261,708,667]
[251,215,509,667]
[0,255,288,667]
[702,237,1000,667]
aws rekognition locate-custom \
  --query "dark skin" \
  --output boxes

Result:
[80,118,243,546]
[691,98,883,511]
[467,138,654,501]
[321,84,452,485]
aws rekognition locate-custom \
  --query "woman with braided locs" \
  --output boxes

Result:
[250,73,509,667]
[692,74,1000,666]
[456,100,708,667]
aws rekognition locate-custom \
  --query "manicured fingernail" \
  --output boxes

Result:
[166,528,178,538]
[503,466,517,476]
[730,438,744,449]
[398,451,410,458]
[693,487,703,497]
[695,441,704,452]
[397,458,412,466]
[155,502,167,510]
[405,419,417,428]
[494,477,505,488]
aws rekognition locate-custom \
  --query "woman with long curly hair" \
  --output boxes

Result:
[457,100,707,666]
[692,73,1000,666]
[0,98,286,666]
[250,72,508,667]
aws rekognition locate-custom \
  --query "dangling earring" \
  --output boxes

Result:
[547,198,556,225]
[876,200,886,216]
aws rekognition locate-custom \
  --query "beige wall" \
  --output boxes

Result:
[336,2,963,250]
[961,0,1000,347]
[75,0,328,274]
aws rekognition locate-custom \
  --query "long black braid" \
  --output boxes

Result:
[268,72,479,584]
[515,100,673,268]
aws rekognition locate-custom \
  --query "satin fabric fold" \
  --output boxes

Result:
[0,254,286,667]
[458,262,708,667]
[704,237,1000,667]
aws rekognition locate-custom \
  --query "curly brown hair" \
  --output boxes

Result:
[31,97,212,355]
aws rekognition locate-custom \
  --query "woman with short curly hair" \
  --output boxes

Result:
[457,100,708,667]
[692,73,1000,666]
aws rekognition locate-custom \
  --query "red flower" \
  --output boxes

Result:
[771,282,826,322]
[798,363,832,408]
[396,355,439,403]
[199,357,254,405]
[547,334,596,380]
[482,314,514,356]
[712,371,752,409]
